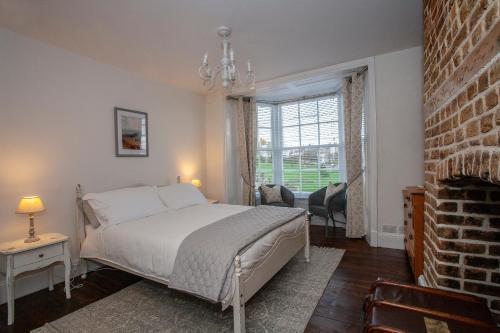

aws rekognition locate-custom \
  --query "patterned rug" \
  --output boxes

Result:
[32,247,344,333]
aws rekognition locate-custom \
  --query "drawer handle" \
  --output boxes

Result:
[409,234,413,240]
[404,237,407,243]
[404,220,407,225]
[408,213,412,218]
[38,253,44,258]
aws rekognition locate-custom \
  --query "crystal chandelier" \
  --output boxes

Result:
[199,26,255,91]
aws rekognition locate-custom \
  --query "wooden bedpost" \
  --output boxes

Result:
[75,184,88,279]
[305,212,311,262]
[233,255,245,333]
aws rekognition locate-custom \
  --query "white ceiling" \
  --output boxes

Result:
[0,0,422,94]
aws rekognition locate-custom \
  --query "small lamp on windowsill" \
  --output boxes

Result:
[191,179,202,188]
[16,196,45,243]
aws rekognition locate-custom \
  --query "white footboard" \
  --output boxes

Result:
[232,212,310,333]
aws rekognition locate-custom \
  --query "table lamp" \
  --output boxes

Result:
[16,196,45,243]
[191,179,202,188]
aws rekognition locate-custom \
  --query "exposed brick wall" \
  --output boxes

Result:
[423,0,500,317]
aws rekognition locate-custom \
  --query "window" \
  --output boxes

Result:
[256,95,345,195]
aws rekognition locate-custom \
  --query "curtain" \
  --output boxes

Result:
[237,97,257,206]
[224,99,243,204]
[342,74,365,238]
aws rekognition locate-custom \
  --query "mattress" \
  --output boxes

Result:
[81,203,305,285]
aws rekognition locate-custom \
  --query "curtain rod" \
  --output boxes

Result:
[256,90,339,105]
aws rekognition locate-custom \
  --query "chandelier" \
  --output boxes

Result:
[199,26,255,91]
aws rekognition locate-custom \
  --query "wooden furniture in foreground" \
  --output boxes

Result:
[402,186,424,280]
[363,279,499,332]
[0,233,71,325]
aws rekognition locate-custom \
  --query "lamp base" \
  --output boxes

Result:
[24,236,40,243]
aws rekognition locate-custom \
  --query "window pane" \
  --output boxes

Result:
[281,104,299,126]
[300,124,318,146]
[319,147,340,187]
[282,126,300,147]
[299,101,317,124]
[256,151,273,186]
[257,105,272,128]
[282,149,301,191]
[301,147,319,192]
[318,97,339,122]
[319,122,339,145]
[257,128,272,149]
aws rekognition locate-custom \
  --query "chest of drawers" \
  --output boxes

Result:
[402,186,425,280]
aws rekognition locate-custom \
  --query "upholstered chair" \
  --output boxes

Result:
[258,184,295,208]
[308,183,347,236]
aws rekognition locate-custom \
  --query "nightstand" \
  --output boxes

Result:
[0,233,71,325]
[207,199,219,204]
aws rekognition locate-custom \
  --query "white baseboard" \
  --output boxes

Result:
[377,232,405,250]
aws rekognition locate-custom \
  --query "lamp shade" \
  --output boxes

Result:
[191,179,202,188]
[16,196,45,214]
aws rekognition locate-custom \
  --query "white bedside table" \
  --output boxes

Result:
[0,233,71,325]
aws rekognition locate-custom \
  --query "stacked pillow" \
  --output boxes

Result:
[82,184,207,228]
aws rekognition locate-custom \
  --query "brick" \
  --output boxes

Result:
[491,245,500,256]
[480,113,493,133]
[474,98,484,116]
[460,104,474,123]
[490,192,500,201]
[464,281,500,297]
[485,90,498,110]
[463,203,500,215]
[437,227,459,239]
[482,133,498,146]
[457,91,468,108]
[463,268,487,281]
[464,255,499,269]
[436,252,460,264]
[462,229,500,242]
[436,214,464,225]
[438,240,485,254]
[492,300,500,311]
[492,272,500,285]
[492,218,500,228]
[477,72,489,93]
[490,59,500,85]
[465,120,479,137]
[436,263,460,278]
[467,82,478,100]
[437,277,461,289]
[436,202,457,212]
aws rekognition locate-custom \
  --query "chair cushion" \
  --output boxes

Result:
[309,205,328,217]
[324,182,345,205]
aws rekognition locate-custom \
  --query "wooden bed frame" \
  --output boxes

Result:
[74,184,310,333]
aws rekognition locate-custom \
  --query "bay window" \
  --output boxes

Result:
[256,94,345,195]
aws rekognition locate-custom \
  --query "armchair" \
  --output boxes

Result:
[258,184,295,207]
[308,183,347,236]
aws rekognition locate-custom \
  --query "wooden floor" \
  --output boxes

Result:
[0,225,413,333]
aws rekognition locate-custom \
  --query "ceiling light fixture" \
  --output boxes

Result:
[199,26,255,92]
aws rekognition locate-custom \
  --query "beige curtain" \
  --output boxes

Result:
[236,97,257,206]
[342,74,365,238]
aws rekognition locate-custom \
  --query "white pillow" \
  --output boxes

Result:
[82,186,167,227]
[324,182,345,205]
[260,185,283,204]
[157,183,207,209]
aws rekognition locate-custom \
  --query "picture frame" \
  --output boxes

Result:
[114,107,149,157]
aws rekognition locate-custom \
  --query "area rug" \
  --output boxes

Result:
[32,247,344,333]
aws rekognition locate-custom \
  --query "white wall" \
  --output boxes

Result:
[374,46,424,249]
[0,28,206,302]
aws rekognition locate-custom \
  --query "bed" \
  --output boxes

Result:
[74,184,310,333]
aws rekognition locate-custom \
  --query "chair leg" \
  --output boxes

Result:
[324,216,329,238]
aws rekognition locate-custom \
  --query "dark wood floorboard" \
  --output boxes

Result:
[0,225,412,333]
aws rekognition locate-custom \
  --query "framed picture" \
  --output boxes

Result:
[114,107,149,157]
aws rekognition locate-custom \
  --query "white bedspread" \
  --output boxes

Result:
[81,203,305,284]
